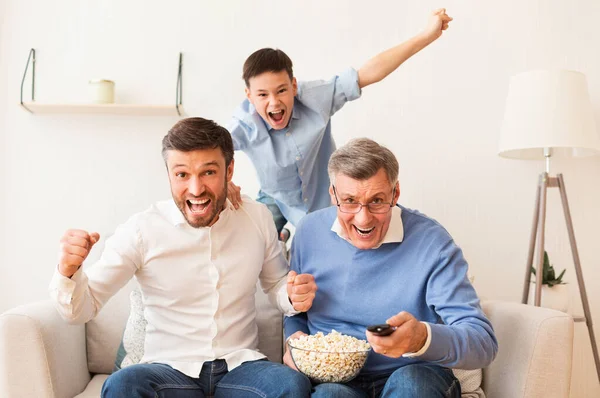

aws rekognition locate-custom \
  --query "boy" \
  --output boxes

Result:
[227,9,452,237]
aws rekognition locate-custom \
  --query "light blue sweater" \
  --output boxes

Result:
[284,205,497,374]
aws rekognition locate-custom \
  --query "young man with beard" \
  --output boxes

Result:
[226,9,453,239]
[49,117,316,397]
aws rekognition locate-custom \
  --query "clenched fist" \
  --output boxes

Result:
[58,229,100,277]
[287,270,317,312]
[421,8,453,43]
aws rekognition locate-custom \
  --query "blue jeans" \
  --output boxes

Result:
[102,359,311,398]
[311,364,461,398]
[256,190,287,234]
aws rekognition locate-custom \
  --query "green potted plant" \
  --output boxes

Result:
[531,251,566,287]
[529,251,568,312]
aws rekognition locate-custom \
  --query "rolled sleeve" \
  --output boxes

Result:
[416,320,497,370]
[330,67,362,115]
[226,117,248,151]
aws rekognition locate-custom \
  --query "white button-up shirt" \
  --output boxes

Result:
[49,197,295,377]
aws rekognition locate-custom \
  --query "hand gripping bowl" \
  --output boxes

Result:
[288,330,371,383]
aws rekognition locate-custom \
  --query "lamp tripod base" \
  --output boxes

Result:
[522,172,600,383]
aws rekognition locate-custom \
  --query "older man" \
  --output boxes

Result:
[50,117,315,397]
[284,138,497,397]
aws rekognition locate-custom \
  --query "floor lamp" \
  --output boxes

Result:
[498,70,600,382]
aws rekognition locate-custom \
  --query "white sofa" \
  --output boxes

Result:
[0,283,574,398]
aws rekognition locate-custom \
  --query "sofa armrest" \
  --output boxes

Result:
[0,300,91,398]
[482,300,573,398]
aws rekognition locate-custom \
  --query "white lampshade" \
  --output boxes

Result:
[498,70,600,159]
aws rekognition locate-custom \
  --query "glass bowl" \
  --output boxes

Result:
[287,340,371,383]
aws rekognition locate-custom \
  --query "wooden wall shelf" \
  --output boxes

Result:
[21,102,184,116]
[19,49,184,117]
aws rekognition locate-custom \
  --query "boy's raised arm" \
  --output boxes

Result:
[357,8,452,89]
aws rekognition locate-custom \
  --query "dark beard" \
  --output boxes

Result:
[176,179,228,229]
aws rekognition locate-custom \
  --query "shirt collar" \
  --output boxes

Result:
[330,206,404,249]
[164,199,235,228]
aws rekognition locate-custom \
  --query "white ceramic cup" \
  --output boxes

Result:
[89,79,115,104]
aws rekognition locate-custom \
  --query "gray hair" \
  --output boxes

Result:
[328,138,399,185]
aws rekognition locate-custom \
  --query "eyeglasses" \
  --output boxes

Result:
[332,185,396,214]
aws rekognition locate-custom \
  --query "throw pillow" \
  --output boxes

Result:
[113,289,146,371]
[453,368,485,398]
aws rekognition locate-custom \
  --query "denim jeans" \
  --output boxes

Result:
[101,359,311,398]
[256,190,288,234]
[311,363,461,398]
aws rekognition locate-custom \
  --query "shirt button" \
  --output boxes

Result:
[286,132,291,137]
[295,156,301,161]
[304,198,308,202]
[300,171,304,176]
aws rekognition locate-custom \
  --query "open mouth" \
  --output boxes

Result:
[353,225,375,237]
[187,198,211,215]
[268,109,285,124]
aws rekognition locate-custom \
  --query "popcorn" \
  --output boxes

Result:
[288,330,371,383]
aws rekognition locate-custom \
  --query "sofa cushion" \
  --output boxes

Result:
[453,368,484,397]
[114,289,146,370]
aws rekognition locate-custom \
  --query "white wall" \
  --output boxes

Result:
[1,0,599,395]
[0,0,8,300]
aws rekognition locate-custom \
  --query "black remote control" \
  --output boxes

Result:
[367,323,395,336]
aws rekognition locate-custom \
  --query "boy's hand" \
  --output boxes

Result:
[287,270,317,312]
[58,229,100,277]
[421,8,453,43]
[227,181,242,209]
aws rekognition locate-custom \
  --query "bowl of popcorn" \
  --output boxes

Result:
[287,330,371,383]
